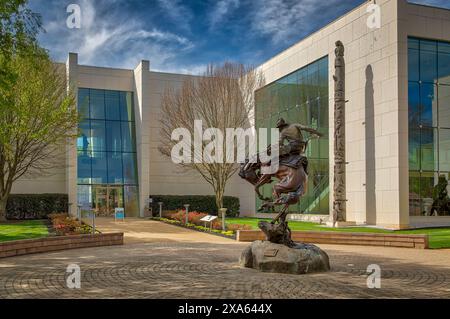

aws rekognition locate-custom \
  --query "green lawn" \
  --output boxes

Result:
[0,220,49,242]
[226,218,450,249]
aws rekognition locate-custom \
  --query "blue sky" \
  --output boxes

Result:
[29,0,450,74]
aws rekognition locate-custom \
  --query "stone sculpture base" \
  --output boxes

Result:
[239,240,330,275]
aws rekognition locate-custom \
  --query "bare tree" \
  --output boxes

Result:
[159,63,264,213]
[0,51,78,221]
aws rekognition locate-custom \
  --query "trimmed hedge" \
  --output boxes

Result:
[6,194,68,220]
[149,195,240,217]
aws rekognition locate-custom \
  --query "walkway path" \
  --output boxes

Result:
[1,218,449,299]
[84,217,236,244]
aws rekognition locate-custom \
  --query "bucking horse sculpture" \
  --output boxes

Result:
[239,118,323,247]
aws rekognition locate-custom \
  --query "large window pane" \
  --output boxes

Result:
[421,39,437,52]
[439,129,450,172]
[124,186,139,217]
[107,152,123,184]
[90,89,105,119]
[78,89,90,119]
[420,172,438,216]
[421,128,437,172]
[106,121,122,152]
[91,152,107,184]
[439,85,450,128]
[409,38,419,50]
[254,56,329,214]
[409,38,450,216]
[77,120,91,152]
[409,171,421,216]
[420,49,437,83]
[408,82,420,129]
[409,129,420,171]
[121,122,136,152]
[123,153,138,184]
[318,94,329,129]
[408,49,419,82]
[77,185,92,207]
[105,90,121,120]
[438,52,450,84]
[120,92,134,121]
[77,89,138,216]
[90,120,106,151]
[77,151,91,184]
[420,83,437,127]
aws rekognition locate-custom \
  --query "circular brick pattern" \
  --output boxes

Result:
[0,242,449,299]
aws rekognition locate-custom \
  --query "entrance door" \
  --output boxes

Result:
[93,185,124,216]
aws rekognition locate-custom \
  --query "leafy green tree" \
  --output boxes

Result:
[0,1,78,221]
[1,0,42,97]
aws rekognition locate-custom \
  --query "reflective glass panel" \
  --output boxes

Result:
[90,89,105,119]
[90,120,106,151]
[420,83,436,127]
[107,152,123,184]
[408,38,450,216]
[77,185,92,207]
[105,90,120,121]
[420,50,437,83]
[120,92,134,122]
[123,153,138,184]
[121,122,136,152]
[439,129,450,172]
[77,120,91,151]
[255,56,329,214]
[439,85,450,128]
[420,128,437,172]
[124,186,139,217]
[78,89,90,119]
[77,89,139,216]
[77,150,91,184]
[409,129,420,171]
[91,151,108,184]
[106,121,122,152]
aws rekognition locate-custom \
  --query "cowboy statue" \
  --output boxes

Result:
[239,118,323,247]
[270,118,323,171]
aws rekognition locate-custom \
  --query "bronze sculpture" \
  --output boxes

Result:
[239,118,323,247]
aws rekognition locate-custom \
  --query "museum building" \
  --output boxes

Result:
[11,0,450,229]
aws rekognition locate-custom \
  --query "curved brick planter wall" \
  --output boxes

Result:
[0,233,124,258]
[236,231,429,249]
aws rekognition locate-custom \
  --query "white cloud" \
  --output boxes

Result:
[209,0,240,29]
[156,0,193,31]
[36,0,195,70]
[249,0,342,44]
[153,63,207,76]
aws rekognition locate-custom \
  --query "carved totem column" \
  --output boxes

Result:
[332,41,346,224]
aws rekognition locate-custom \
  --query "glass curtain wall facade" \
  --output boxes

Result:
[77,88,139,217]
[408,37,450,216]
[255,56,329,214]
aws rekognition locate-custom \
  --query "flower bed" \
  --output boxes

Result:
[153,209,252,239]
[48,213,93,236]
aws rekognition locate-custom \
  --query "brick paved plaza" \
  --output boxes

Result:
[0,219,449,299]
